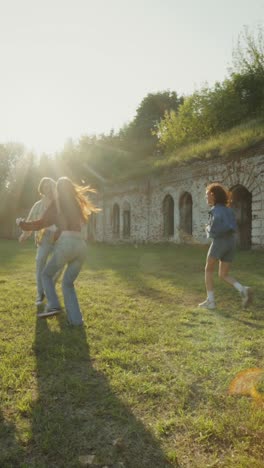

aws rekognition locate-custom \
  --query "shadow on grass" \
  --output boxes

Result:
[26,316,172,468]
[85,244,264,317]
[85,243,206,304]
[213,309,264,329]
[0,409,24,466]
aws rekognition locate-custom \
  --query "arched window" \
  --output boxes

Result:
[179,192,193,236]
[163,194,174,237]
[123,201,131,238]
[231,185,252,249]
[113,203,120,236]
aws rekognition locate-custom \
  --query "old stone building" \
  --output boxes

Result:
[91,152,264,249]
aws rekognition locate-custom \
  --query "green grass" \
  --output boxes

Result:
[154,118,264,170]
[0,240,263,467]
[115,118,264,181]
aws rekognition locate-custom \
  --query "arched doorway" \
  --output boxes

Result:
[163,194,174,237]
[179,192,193,236]
[231,185,252,249]
[113,203,120,237]
[122,201,131,238]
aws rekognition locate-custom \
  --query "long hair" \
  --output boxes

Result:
[206,182,232,207]
[56,177,99,223]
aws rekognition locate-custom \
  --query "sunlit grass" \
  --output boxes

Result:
[0,240,263,467]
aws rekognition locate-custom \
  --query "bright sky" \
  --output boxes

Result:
[0,0,263,154]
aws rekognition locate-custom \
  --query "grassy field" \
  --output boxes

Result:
[0,240,263,468]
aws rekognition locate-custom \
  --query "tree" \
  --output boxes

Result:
[122,91,183,157]
[157,26,264,155]
[231,25,264,75]
[230,25,264,118]
[156,87,221,150]
[0,142,25,192]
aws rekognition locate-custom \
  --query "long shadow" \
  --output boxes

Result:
[0,408,24,466]
[213,309,264,329]
[25,317,171,467]
[85,244,264,316]
[85,243,206,305]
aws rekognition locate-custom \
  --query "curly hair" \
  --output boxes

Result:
[206,182,232,207]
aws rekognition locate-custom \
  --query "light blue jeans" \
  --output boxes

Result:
[36,232,55,302]
[42,233,87,325]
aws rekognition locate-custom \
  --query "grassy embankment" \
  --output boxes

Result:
[116,118,264,181]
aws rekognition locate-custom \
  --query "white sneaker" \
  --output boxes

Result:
[198,299,216,310]
[37,307,62,318]
[35,293,45,306]
[36,299,43,306]
[241,287,253,308]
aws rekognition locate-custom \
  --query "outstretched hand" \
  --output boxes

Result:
[16,217,23,226]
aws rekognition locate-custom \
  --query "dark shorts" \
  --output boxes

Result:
[207,235,236,263]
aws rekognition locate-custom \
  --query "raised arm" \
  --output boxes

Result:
[17,202,57,232]
[18,200,43,241]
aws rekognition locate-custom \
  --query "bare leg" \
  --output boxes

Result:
[218,261,253,308]
[205,256,218,294]
[218,261,237,286]
[198,256,218,308]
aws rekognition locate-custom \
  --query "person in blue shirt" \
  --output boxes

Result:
[199,182,253,310]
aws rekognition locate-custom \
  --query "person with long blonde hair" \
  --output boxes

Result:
[18,177,58,307]
[198,182,253,310]
[17,177,99,325]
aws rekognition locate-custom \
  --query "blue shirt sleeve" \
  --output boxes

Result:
[208,206,237,238]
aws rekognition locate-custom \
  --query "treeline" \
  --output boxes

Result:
[0,27,264,237]
[58,26,264,179]
[157,27,264,152]
[0,145,59,237]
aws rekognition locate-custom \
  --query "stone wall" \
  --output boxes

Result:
[93,153,264,248]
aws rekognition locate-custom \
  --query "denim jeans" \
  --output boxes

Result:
[42,233,87,325]
[35,232,55,301]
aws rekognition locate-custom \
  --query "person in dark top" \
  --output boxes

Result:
[17,177,99,324]
[198,182,253,310]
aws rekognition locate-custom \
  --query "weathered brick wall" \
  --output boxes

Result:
[93,154,264,248]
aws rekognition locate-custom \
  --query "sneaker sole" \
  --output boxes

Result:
[198,302,216,309]
[37,309,62,318]
[35,294,45,306]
